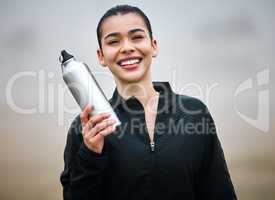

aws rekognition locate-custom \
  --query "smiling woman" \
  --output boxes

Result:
[60,4,237,200]
[96,12,158,86]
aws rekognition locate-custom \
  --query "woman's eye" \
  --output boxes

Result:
[132,36,144,40]
[108,40,119,45]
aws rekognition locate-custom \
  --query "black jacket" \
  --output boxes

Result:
[60,82,237,200]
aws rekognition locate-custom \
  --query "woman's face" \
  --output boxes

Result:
[97,13,158,84]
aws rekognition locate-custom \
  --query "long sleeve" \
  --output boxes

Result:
[60,115,109,200]
[196,105,237,200]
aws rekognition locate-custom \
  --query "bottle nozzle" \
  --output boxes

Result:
[59,50,74,64]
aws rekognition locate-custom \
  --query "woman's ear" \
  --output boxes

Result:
[96,49,107,67]
[151,39,159,58]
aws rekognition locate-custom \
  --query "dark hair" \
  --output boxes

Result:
[96,5,153,49]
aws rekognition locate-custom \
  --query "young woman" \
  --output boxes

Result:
[60,5,237,200]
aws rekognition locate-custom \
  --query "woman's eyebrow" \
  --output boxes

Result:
[104,32,119,40]
[128,28,145,34]
[104,28,146,40]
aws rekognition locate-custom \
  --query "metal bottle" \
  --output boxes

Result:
[59,50,121,127]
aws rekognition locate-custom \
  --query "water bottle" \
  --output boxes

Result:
[59,50,121,127]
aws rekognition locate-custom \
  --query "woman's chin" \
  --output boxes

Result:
[119,72,146,84]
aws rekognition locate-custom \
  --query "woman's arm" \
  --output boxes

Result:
[196,105,237,200]
[60,115,109,200]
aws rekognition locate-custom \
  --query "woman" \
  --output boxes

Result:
[60,5,237,200]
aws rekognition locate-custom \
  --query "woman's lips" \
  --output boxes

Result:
[118,58,142,71]
[121,63,139,70]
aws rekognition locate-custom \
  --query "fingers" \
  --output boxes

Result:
[80,104,93,124]
[84,118,116,139]
[92,118,116,135]
[82,113,111,135]
[86,124,115,145]
[88,113,111,128]
[98,124,116,137]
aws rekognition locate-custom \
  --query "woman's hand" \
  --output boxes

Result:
[80,104,116,154]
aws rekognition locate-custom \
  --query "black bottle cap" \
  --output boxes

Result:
[59,50,74,63]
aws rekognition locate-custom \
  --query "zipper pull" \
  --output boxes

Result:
[150,141,155,152]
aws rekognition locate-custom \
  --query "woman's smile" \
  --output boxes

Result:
[117,56,142,71]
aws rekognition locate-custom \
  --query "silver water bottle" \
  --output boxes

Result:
[59,50,121,127]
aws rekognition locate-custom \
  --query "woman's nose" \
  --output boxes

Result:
[120,39,135,54]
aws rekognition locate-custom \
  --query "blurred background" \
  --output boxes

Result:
[0,0,274,199]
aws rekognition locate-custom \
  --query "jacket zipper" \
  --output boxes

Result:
[143,118,156,152]
[150,141,155,152]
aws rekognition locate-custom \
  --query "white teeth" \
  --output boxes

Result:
[120,59,140,66]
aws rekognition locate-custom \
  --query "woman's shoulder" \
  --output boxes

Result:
[172,93,208,113]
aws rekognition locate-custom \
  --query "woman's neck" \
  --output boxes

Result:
[115,78,158,108]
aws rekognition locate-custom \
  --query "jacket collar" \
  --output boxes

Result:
[109,81,174,113]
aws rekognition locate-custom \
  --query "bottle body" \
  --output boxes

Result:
[61,58,121,127]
